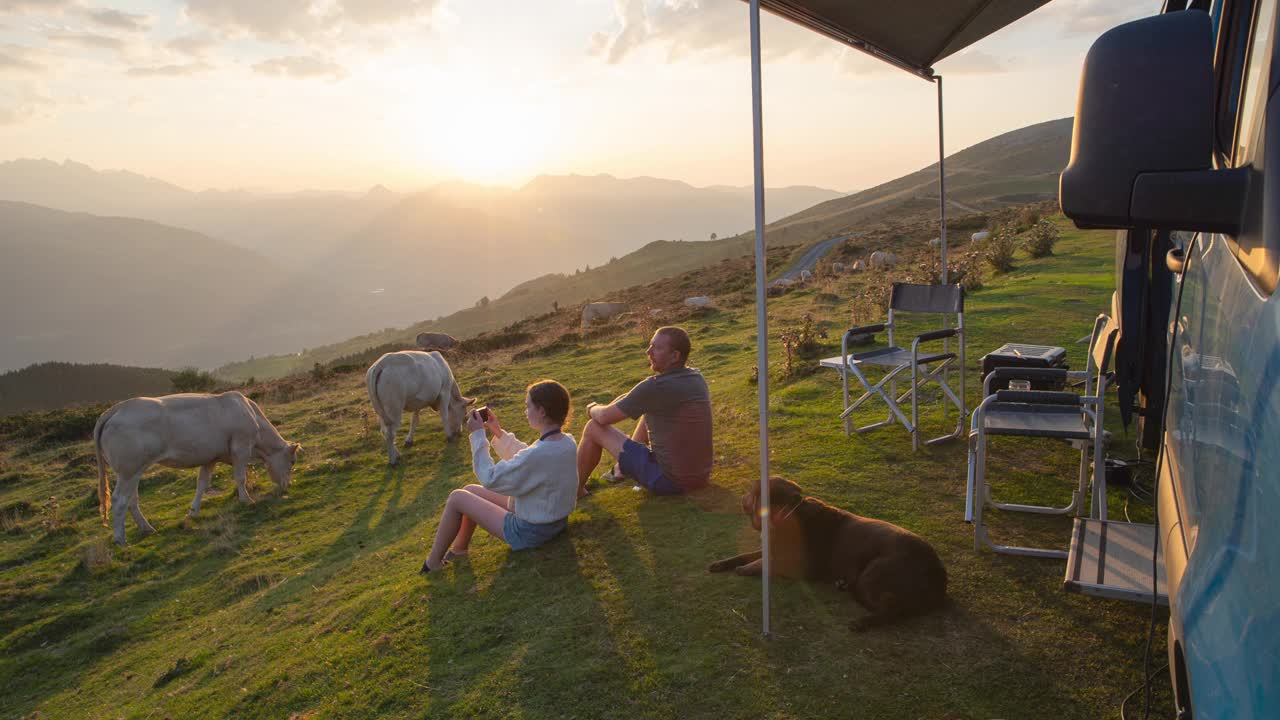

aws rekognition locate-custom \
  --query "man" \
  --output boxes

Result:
[577,326,713,496]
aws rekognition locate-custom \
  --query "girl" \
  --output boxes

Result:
[420,380,577,573]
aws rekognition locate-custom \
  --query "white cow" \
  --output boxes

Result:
[366,350,474,465]
[581,302,629,328]
[94,392,301,545]
[800,269,814,283]
[869,251,900,270]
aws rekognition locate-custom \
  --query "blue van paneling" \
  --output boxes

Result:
[1165,92,1280,715]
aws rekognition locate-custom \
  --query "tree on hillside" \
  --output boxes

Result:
[710,232,717,241]
[477,296,490,308]
[172,368,217,393]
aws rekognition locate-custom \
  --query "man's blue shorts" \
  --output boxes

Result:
[619,439,684,495]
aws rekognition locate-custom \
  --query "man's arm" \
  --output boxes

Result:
[587,401,628,426]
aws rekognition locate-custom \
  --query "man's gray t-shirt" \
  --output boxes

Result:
[615,367,713,490]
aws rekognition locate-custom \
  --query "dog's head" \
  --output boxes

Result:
[741,476,805,531]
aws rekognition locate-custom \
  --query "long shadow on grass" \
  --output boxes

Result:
[0,495,264,716]
[245,440,469,617]
[418,522,657,719]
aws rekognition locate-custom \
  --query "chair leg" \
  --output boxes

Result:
[840,368,851,436]
[911,361,920,452]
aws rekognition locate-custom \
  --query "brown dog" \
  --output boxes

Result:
[709,477,947,629]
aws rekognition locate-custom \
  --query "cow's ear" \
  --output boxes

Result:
[466,397,476,405]
[290,442,302,456]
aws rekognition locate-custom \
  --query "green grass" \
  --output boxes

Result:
[0,217,1172,719]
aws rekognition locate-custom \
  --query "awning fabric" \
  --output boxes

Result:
[757,0,1052,78]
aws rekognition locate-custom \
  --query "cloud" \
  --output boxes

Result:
[46,30,127,53]
[1036,0,1152,37]
[85,7,151,33]
[126,62,212,77]
[0,44,44,73]
[339,0,440,26]
[183,0,322,41]
[182,0,441,41]
[252,54,346,80]
[935,50,1014,76]
[592,0,831,65]
[0,87,54,125]
[166,32,219,57]
[0,0,78,11]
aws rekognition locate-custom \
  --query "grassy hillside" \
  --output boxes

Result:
[0,362,176,416]
[0,217,1173,718]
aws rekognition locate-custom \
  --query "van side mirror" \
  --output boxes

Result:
[1060,10,1247,234]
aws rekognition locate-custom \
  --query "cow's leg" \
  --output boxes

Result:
[231,447,255,503]
[110,473,139,545]
[129,494,156,535]
[404,410,421,448]
[189,463,215,516]
[383,413,401,466]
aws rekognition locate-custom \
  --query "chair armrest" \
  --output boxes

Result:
[994,389,1082,406]
[845,323,886,340]
[914,327,959,344]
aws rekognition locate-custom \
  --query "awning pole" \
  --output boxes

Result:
[936,74,947,284]
[936,74,950,416]
[748,0,771,639]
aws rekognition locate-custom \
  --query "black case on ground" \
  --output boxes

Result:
[981,344,1069,390]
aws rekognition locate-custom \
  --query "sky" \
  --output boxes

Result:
[0,0,1154,194]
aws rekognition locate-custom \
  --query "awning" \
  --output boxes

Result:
[757,0,1053,78]
[742,0,1057,637]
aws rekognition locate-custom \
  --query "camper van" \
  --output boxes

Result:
[1060,1,1280,717]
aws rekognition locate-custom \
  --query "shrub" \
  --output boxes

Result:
[984,226,1017,274]
[779,313,828,376]
[172,368,217,393]
[1015,206,1042,232]
[0,405,106,444]
[850,274,892,327]
[1024,219,1060,258]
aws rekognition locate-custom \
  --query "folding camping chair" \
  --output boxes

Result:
[965,314,1118,558]
[820,282,965,451]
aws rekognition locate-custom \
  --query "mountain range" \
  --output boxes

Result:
[0,117,1073,375]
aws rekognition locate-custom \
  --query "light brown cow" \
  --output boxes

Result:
[94,392,301,545]
[366,350,474,465]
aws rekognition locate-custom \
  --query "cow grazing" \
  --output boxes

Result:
[800,269,814,283]
[869,251,899,270]
[832,262,846,274]
[366,350,474,465]
[581,302,629,328]
[94,392,301,545]
[416,332,459,351]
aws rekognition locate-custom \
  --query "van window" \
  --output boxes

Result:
[1232,0,1275,164]
[1228,0,1279,292]
[1217,1,1257,157]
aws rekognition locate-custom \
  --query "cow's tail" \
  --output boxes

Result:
[93,405,119,527]
[366,362,387,430]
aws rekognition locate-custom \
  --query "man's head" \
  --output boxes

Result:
[646,326,691,373]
